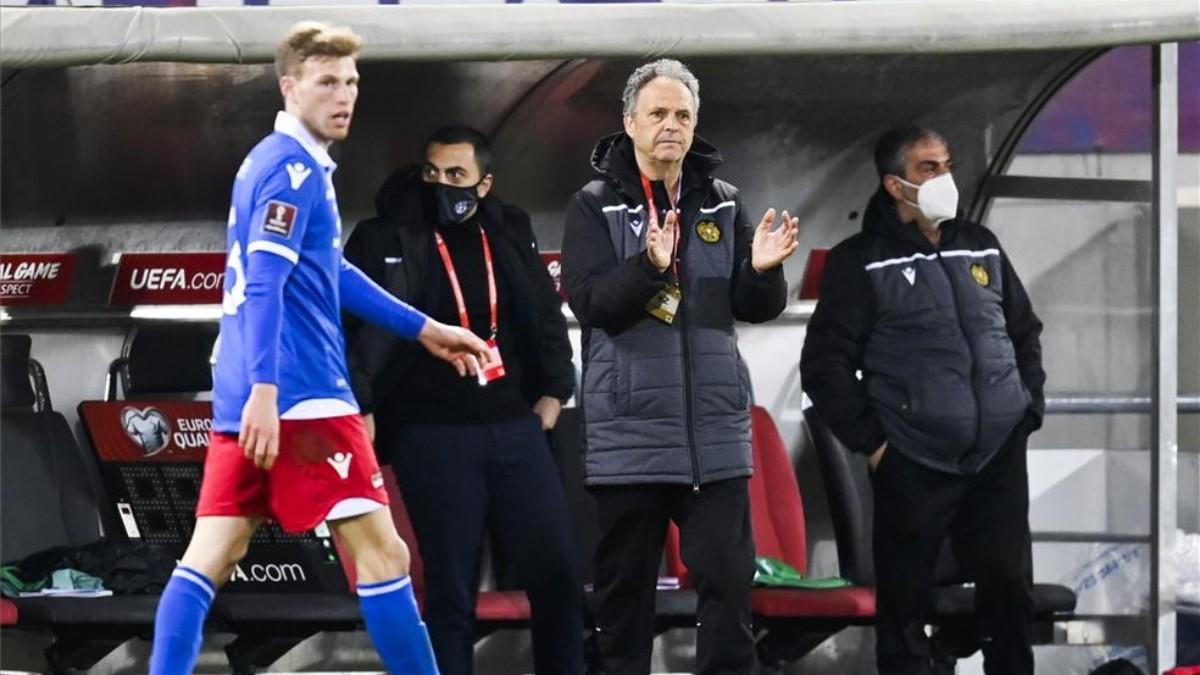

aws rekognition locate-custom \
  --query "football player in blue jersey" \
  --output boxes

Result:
[149,22,487,675]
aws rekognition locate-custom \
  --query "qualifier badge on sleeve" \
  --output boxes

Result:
[646,284,682,325]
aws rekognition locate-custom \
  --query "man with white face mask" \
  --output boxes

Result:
[800,127,1045,674]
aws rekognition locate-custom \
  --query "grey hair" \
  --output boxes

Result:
[621,59,700,118]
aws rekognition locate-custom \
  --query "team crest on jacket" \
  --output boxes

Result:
[970,263,990,287]
[696,220,720,243]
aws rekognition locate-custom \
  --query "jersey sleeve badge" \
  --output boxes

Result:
[262,200,299,238]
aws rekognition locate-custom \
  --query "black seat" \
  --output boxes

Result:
[803,407,1076,665]
[930,582,1078,617]
[1,335,102,562]
[1,334,169,673]
[106,323,218,401]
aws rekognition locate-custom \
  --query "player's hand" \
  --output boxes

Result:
[532,396,563,431]
[417,319,491,376]
[240,383,280,470]
[646,209,677,273]
[751,208,800,273]
[362,413,375,443]
[868,441,887,471]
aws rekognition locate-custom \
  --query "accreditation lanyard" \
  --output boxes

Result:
[640,173,682,282]
[434,225,498,339]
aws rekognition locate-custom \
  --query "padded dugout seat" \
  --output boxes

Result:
[105,323,218,401]
[745,407,874,621]
[0,334,164,673]
[474,592,532,624]
[1,598,18,626]
[6,596,165,675]
[930,583,1078,618]
[803,407,1076,664]
[664,406,875,668]
[1,335,102,563]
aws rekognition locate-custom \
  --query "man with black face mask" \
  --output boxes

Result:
[801,126,1045,675]
[343,126,583,675]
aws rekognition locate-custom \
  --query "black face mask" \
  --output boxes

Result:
[422,180,481,226]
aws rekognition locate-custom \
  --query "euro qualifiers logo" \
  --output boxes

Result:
[121,407,213,456]
[121,406,171,456]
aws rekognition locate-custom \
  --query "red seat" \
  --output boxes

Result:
[744,406,874,620]
[750,586,875,617]
[746,406,811,576]
[663,406,874,664]
[1,598,17,626]
[475,591,532,623]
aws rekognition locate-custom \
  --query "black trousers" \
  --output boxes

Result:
[391,415,584,675]
[871,428,1034,675]
[590,478,756,675]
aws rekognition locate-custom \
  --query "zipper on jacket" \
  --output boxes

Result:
[679,299,701,493]
[934,251,984,449]
[673,206,702,494]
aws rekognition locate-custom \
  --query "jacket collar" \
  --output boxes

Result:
[588,132,723,203]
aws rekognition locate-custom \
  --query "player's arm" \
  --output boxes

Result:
[240,254,290,469]
[238,158,319,469]
[338,258,426,338]
[339,257,492,375]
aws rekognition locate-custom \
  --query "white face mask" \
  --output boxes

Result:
[894,173,958,225]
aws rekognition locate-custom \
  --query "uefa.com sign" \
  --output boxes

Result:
[109,252,225,305]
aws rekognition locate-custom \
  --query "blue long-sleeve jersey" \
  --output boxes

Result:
[212,112,427,432]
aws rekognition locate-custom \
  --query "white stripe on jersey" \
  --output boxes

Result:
[247,240,300,264]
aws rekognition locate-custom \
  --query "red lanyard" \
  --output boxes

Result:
[640,173,681,280]
[434,225,498,338]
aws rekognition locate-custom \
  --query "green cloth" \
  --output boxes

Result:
[49,568,105,592]
[0,566,106,598]
[0,565,46,598]
[752,556,852,589]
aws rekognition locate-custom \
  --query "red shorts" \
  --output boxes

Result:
[196,414,388,533]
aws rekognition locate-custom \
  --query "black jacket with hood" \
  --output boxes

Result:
[561,132,787,487]
[800,186,1045,475]
[343,167,574,425]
